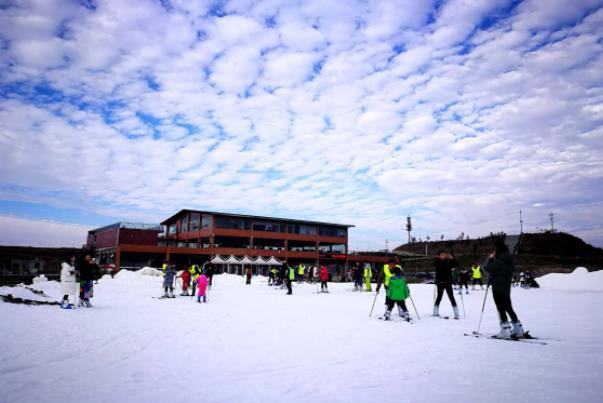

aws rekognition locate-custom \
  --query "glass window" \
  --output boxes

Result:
[300,225,317,235]
[180,215,189,232]
[319,226,346,237]
[169,224,177,234]
[253,221,285,232]
[201,214,211,229]
[190,213,200,231]
[215,216,249,230]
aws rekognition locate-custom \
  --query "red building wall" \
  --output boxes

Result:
[118,228,159,245]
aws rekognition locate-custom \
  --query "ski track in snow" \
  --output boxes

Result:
[1,272,602,403]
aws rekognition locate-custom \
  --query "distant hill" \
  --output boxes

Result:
[393,231,603,277]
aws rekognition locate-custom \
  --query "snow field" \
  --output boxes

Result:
[1,269,602,403]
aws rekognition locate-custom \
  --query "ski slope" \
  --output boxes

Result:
[1,268,602,403]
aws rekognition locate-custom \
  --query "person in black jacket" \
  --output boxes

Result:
[433,250,459,319]
[77,250,96,308]
[485,242,526,338]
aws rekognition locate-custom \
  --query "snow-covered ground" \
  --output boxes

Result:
[1,268,602,403]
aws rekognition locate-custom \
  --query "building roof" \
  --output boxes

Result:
[89,222,162,234]
[160,209,355,228]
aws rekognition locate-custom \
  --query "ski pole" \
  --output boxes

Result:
[459,288,466,318]
[369,290,379,317]
[475,285,490,335]
[409,294,420,320]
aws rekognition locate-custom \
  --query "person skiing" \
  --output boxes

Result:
[286,262,295,295]
[268,266,277,285]
[195,272,209,303]
[376,258,401,316]
[471,264,483,289]
[60,255,77,308]
[458,267,470,295]
[485,242,527,339]
[178,268,191,296]
[383,267,411,322]
[312,265,319,284]
[363,263,372,292]
[319,265,329,293]
[162,261,176,298]
[433,250,460,319]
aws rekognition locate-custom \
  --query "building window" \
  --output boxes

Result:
[215,217,249,230]
[180,215,189,232]
[289,224,317,234]
[190,213,200,231]
[319,226,346,237]
[253,221,285,232]
[201,214,211,229]
[169,224,177,234]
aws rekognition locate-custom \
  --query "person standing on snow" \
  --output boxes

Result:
[60,255,78,308]
[245,265,252,285]
[189,264,200,296]
[286,262,295,295]
[297,263,305,282]
[458,267,470,295]
[433,250,460,319]
[471,264,483,289]
[194,272,209,303]
[162,262,176,298]
[485,242,527,339]
[77,251,96,308]
[319,265,329,292]
[354,262,364,291]
[363,263,373,292]
[376,258,402,316]
[383,267,411,322]
[204,261,216,287]
[178,268,191,296]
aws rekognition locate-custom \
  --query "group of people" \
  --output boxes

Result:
[162,262,216,303]
[267,263,330,294]
[59,250,99,308]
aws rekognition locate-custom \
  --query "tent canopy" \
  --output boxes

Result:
[239,256,255,264]
[211,255,225,264]
[225,255,241,264]
[267,256,283,266]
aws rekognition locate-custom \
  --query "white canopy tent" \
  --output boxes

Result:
[267,256,283,266]
[210,255,226,264]
[224,255,241,274]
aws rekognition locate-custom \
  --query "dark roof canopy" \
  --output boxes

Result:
[160,209,354,228]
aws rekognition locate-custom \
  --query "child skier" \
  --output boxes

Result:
[319,265,329,292]
[162,262,176,298]
[60,255,77,308]
[384,267,411,321]
[178,268,191,296]
[195,272,209,303]
[458,267,470,295]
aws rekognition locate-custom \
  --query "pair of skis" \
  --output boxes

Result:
[464,331,547,345]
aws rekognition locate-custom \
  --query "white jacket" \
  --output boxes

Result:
[60,262,77,295]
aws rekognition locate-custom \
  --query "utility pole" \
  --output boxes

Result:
[519,210,523,234]
[405,216,413,244]
[385,239,389,252]
[549,213,555,232]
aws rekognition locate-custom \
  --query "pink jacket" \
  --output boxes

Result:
[195,274,208,296]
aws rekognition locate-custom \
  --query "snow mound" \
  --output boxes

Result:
[537,267,603,292]
[33,274,49,283]
[137,267,163,276]
[114,269,137,280]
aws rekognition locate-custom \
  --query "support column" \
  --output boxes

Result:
[114,247,121,273]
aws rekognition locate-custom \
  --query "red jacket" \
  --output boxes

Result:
[181,270,191,283]
[320,267,329,281]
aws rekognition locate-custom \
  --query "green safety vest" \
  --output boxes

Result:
[472,266,482,279]
[189,265,200,281]
[298,265,305,275]
[383,264,393,286]
[288,266,295,280]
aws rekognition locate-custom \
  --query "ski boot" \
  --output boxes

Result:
[493,322,512,339]
[84,299,93,308]
[432,305,440,317]
[511,321,526,338]
[453,306,460,320]
[383,310,392,321]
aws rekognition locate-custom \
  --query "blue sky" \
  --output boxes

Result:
[1,0,602,249]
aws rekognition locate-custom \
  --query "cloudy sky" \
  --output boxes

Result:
[1,0,602,250]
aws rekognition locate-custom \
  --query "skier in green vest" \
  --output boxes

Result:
[286,263,295,295]
[383,267,411,321]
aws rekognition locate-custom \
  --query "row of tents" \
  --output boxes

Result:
[210,255,284,266]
